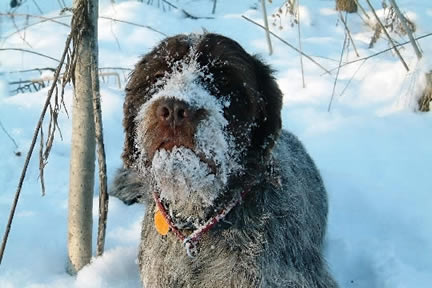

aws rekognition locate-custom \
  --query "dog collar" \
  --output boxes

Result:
[152,187,250,258]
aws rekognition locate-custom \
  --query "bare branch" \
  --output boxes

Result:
[242,15,331,75]
[261,0,273,55]
[353,0,370,20]
[365,0,409,71]
[0,13,70,27]
[0,29,74,265]
[212,0,217,14]
[0,48,60,62]
[388,0,422,59]
[161,0,214,20]
[39,127,46,196]
[328,30,348,112]
[296,0,305,88]
[339,12,360,57]
[99,16,167,37]
[328,32,432,73]
[91,3,109,258]
[0,119,19,151]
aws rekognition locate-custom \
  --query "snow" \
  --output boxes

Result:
[1,0,432,287]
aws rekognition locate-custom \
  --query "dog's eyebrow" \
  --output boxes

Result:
[154,71,165,78]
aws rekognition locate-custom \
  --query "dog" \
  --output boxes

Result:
[110,33,338,287]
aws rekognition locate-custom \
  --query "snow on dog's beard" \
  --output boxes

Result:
[135,56,242,217]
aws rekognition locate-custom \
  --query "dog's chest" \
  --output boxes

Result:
[137,204,262,287]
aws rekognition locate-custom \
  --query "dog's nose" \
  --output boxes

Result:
[156,99,192,126]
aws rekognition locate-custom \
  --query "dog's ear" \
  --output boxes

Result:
[122,61,144,168]
[251,56,282,158]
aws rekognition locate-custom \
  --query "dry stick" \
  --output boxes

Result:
[328,31,348,112]
[338,59,366,98]
[8,67,56,73]
[92,7,109,258]
[99,67,131,71]
[328,32,432,73]
[212,0,217,14]
[0,13,70,27]
[0,32,73,265]
[353,0,370,20]
[31,0,43,14]
[1,13,165,38]
[39,127,46,196]
[161,0,214,20]
[242,15,331,75]
[365,0,409,71]
[339,12,360,57]
[10,13,33,49]
[296,0,305,88]
[0,120,19,150]
[99,16,167,37]
[2,14,70,42]
[0,48,60,62]
[389,0,422,59]
[261,0,273,55]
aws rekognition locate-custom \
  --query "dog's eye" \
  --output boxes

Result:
[195,108,208,120]
[154,71,165,79]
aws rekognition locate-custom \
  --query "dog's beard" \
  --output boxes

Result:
[147,118,241,217]
[151,147,222,211]
[135,55,244,218]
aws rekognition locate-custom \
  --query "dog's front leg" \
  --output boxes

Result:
[109,167,152,205]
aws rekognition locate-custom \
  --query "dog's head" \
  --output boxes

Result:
[123,33,282,215]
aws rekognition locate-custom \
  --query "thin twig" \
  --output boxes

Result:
[339,12,360,57]
[261,0,273,55]
[0,48,60,62]
[328,31,348,112]
[365,0,409,71]
[99,67,132,71]
[0,31,74,265]
[1,13,70,42]
[296,0,305,88]
[0,120,19,150]
[353,0,370,20]
[388,0,422,59]
[99,16,167,37]
[328,32,432,73]
[242,15,331,75]
[338,59,366,98]
[31,0,44,14]
[92,5,109,258]
[7,67,56,74]
[212,0,217,14]
[10,13,33,48]
[161,0,214,20]
[39,127,46,196]
[0,13,70,27]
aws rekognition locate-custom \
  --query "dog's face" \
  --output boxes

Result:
[123,34,282,216]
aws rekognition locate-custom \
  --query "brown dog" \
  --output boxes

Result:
[111,33,338,288]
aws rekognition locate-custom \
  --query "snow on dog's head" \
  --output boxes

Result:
[134,56,241,211]
[122,33,283,216]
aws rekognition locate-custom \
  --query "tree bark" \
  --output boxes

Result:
[67,0,98,274]
[336,0,357,13]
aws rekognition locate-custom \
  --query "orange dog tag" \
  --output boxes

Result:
[154,209,169,236]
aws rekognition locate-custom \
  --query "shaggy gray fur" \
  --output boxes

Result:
[111,130,338,288]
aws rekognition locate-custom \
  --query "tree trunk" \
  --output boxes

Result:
[67,0,98,274]
[418,72,432,112]
[336,0,357,13]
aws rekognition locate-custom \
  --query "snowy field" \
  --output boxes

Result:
[1,0,432,287]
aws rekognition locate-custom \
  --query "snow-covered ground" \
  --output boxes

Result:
[1,0,431,287]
